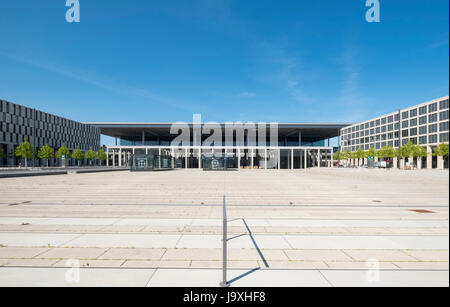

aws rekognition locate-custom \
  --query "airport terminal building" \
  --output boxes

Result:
[89,122,347,169]
[1,95,448,169]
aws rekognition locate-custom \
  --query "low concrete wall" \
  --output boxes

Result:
[0,167,128,178]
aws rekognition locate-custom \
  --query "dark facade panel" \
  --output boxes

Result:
[0,99,100,166]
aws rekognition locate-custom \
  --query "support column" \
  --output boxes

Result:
[317,149,321,168]
[304,149,307,169]
[426,146,432,169]
[238,148,241,169]
[198,148,202,169]
[277,149,280,169]
[250,149,254,168]
[437,155,444,170]
[106,150,109,167]
[112,150,115,167]
[291,149,294,169]
[185,148,188,169]
[118,149,122,167]
[264,148,267,169]
[331,149,334,168]
[417,157,422,169]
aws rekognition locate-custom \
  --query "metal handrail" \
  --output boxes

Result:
[220,195,230,287]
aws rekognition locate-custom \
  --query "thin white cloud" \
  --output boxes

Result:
[0,51,220,116]
[237,92,256,98]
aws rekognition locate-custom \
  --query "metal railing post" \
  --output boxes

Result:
[220,195,229,287]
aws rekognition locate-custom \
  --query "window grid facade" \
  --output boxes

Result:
[340,96,449,152]
[0,100,100,152]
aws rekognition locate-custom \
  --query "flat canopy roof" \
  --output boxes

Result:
[86,122,351,140]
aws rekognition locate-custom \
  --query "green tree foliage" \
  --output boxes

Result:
[355,147,365,165]
[97,149,107,166]
[71,148,85,166]
[38,144,55,167]
[366,147,376,158]
[56,144,71,159]
[434,143,449,157]
[400,140,415,158]
[15,138,33,167]
[85,148,97,165]
[343,149,352,162]
[377,144,395,159]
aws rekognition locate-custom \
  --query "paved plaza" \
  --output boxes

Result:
[0,168,448,286]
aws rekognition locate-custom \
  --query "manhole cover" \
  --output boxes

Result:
[409,209,435,214]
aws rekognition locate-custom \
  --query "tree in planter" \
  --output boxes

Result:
[355,147,365,166]
[433,143,449,168]
[37,144,55,167]
[411,145,427,168]
[97,149,107,166]
[15,138,33,167]
[343,149,352,166]
[350,152,358,166]
[400,140,416,168]
[72,148,85,166]
[85,148,97,166]
[378,144,395,166]
[56,144,70,167]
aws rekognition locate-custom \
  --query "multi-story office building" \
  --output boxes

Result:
[0,100,100,167]
[340,96,449,169]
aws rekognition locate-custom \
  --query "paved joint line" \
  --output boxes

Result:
[317,269,334,287]
[174,234,184,248]
[59,233,85,247]
[145,268,159,287]
[282,235,294,249]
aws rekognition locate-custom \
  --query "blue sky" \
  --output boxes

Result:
[0,1,448,145]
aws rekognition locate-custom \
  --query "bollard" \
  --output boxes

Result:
[219,195,229,287]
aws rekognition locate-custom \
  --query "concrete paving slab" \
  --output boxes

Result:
[324,261,398,270]
[190,260,258,269]
[53,259,125,268]
[404,250,449,261]
[228,269,332,287]
[0,217,50,225]
[0,247,49,258]
[99,225,147,232]
[146,268,331,287]
[38,247,108,259]
[392,262,449,270]
[63,234,181,248]
[343,250,417,262]
[0,233,79,247]
[114,218,193,226]
[0,267,154,287]
[122,260,190,268]
[99,248,166,260]
[264,261,327,269]
[321,270,449,287]
[35,218,120,225]
[162,249,222,261]
[284,235,449,250]
[3,259,59,267]
[285,249,353,261]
